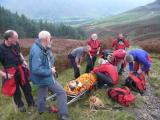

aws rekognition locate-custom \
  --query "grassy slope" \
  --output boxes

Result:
[0,40,160,120]
[84,2,160,42]
[1,54,160,120]
[0,62,135,120]
[86,10,160,29]
[148,54,160,97]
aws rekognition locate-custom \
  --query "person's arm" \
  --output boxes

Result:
[20,53,28,66]
[112,39,116,50]
[16,42,28,66]
[124,39,129,48]
[0,49,7,78]
[97,48,100,54]
[128,62,134,72]
[86,50,92,59]
[0,70,14,79]
[140,57,151,72]
[48,49,55,67]
[0,70,5,77]
[75,56,80,65]
[79,56,84,65]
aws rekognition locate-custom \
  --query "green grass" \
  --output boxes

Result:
[0,62,136,120]
[90,11,148,28]
[0,54,160,120]
[148,54,160,97]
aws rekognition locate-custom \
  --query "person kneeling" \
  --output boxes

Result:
[91,58,119,88]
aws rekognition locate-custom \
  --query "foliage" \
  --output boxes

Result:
[0,6,87,39]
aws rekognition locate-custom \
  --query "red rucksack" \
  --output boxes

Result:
[108,87,135,106]
[125,72,146,94]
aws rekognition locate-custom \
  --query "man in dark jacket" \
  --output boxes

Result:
[29,31,71,120]
[68,46,91,79]
[0,30,35,112]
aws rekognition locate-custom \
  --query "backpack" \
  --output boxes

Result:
[125,72,146,94]
[108,87,135,106]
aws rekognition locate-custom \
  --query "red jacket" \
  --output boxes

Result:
[92,63,118,85]
[87,39,101,56]
[112,38,129,50]
[112,49,126,65]
[2,64,29,96]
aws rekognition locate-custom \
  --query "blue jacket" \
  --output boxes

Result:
[128,49,151,72]
[29,39,54,86]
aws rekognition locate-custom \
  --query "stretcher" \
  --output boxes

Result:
[46,73,97,105]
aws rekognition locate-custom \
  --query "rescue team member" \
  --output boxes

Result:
[112,33,129,50]
[106,49,126,74]
[86,33,101,73]
[0,30,35,112]
[125,49,152,75]
[91,58,119,88]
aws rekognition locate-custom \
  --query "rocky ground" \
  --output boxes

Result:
[133,81,160,120]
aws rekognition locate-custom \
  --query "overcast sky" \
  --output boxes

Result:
[0,0,156,19]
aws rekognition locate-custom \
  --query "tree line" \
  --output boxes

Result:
[0,6,87,39]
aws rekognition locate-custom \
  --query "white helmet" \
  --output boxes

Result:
[91,33,98,41]
[98,58,108,65]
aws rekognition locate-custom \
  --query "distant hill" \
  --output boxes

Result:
[84,0,160,41]
[0,0,154,25]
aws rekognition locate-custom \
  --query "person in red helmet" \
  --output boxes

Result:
[107,49,127,74]
[112,33,129,50]
[86,33,101,73]
[91,58,119,88]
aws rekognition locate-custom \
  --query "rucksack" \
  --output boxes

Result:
[108,87,135,106]
[125,72,146,94]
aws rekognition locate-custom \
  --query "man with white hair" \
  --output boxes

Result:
[29,31,71,120]
[0,30,35,112]
[86,33,101,73]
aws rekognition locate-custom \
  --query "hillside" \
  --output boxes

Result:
[84,0,160,41]
[0,0,154,25]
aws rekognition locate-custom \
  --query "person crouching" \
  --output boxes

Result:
[91,58,119,88]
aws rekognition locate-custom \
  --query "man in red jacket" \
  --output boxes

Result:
[86,33,101,73]
[112,33,129,50]
[91,59,119,88]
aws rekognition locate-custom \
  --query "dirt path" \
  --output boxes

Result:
[133,81,160,120]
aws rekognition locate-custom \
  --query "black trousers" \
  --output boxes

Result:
[68,54,80,79]
[96,72,114,87]
[86,55,97,73]
[13,72,35,108]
